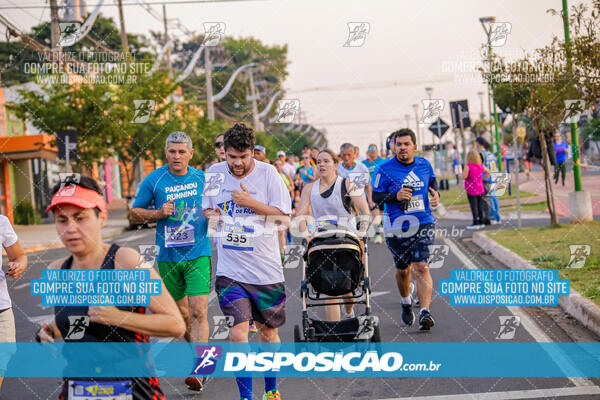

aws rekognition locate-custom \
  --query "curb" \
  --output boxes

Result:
[15,227,129,255]
[472,231,600,338]
[440,209,549,221]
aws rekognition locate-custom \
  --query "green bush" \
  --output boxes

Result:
[14,201,40,225]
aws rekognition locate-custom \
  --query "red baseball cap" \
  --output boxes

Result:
[45,184,107,214]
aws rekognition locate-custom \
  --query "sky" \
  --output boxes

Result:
[0,0,585,153]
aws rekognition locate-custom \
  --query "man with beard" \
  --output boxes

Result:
[203,123,291,400]
[372,129,440,331]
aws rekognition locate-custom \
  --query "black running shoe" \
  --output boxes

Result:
[419,309,435,331]
[401,303,414,326]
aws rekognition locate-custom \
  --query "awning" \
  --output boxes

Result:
[0,134,57,161]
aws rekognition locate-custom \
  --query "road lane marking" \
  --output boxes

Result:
[370,291,390,298]
[379,385,600,400]
[12,282,30,290]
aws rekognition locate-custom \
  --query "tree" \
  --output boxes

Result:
[169,35,289,124]
[7,66,217,194]
[483,0,600,227]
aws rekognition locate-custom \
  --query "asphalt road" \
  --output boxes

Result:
[2,216,600,400]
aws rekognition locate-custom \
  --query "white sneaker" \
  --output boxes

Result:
[491,220,500,225]
[342,310,355,319]
[466,224,479,230]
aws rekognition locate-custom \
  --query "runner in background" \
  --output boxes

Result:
[215,133,226,162]
[338,143,374,212]
[297,153,318,188]
[448,142,462,185]
[278,151,296,181]
[254,145,267,162]
[274,158,295,254]
[363,144,385,244]
[355,145,366,163]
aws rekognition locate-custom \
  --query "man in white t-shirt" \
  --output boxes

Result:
[202,123,290,400]
[338,142,374,209]
[0,215,27,389]
[278,150,296,179]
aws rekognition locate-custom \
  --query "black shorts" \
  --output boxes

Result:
[385,223,435,270]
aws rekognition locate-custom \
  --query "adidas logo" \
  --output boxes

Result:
[403,171,425,188]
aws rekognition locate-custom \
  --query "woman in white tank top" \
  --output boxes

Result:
[297,149,370,321]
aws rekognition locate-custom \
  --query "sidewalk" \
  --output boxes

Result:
[5,207,129,254]
[440,169,600,220]
[519,170,600,217]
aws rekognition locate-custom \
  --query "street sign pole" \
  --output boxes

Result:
[65,135,70,173]
[512,116,521,229]
[487,38,503,172]
[457,104,466,163]
[435,122,440,171]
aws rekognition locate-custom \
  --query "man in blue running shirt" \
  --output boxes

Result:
[131,131,212,392]
[372,129,440,331]
[363,144,385,180]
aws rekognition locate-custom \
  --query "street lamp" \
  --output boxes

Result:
[425,87,439,170]
[479,15,503,171]
[206,62,257,120]
[412,103,421,151]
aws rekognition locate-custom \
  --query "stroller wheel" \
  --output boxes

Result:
[294,324,303,342]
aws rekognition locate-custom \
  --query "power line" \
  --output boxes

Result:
[287,75,454,94]
[136,0,194,38]
[0,0,264,10]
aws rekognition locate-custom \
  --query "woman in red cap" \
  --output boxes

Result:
[38,176,185,400]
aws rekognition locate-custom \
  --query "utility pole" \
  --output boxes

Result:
[49,0,60,49]
[205,46,214,119]
[49,0,61,69]
[117,0,129,59]
[163,4,172,76]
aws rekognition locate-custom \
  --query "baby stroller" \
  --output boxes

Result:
[294,227,381,342]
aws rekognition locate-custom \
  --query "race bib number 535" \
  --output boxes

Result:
[222,223,254,251]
